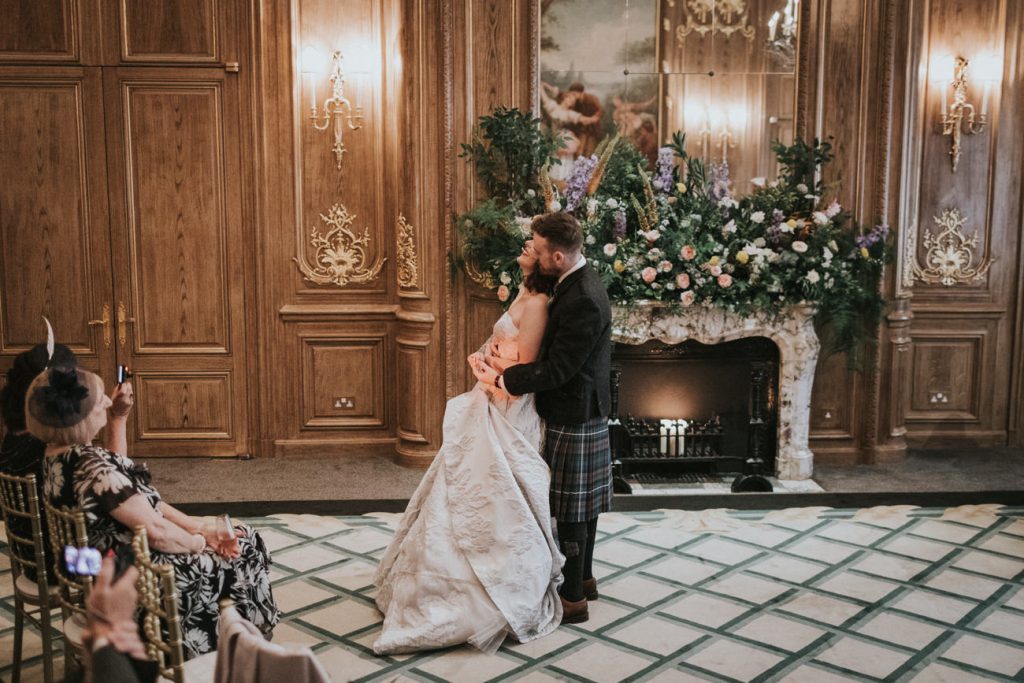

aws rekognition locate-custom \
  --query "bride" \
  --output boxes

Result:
[373,239,564,654]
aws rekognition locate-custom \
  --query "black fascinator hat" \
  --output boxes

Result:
[1,343,77,431]
[25,366,105,446]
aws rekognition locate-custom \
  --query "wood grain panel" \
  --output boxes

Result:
[300,334,387,429]
[908,337,979,418]
[134,372,233,438]
[122,81,229,351]
[0,0,78,62]
[294,0,388,296]
[0,70,112,369]
[118,0,220,63]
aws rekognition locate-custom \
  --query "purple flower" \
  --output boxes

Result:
[613,208,627,239]
[772,209,785,224]
[655,147,674,193]
[563,155,598,212]
[855,223,890,248]
[708,161,732,202]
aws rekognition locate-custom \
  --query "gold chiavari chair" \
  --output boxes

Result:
[132,526,217,682]
[42,499,92,680]
[0,472,59,683]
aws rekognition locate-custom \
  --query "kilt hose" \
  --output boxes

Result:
[544,416,613,523]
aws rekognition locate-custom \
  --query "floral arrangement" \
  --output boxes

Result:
[455,107,890,360]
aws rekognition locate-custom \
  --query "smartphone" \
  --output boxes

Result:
[116,365,133,385]
[64,545,102,576]
[64,544,135,579]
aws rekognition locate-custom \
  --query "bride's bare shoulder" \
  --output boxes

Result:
[522,291,550,312]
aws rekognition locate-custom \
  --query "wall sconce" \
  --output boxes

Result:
[936,55,988,172]
[304,48,364,170]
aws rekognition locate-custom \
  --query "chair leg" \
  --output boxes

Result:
[12,595,24,683]
[39,604,54,683]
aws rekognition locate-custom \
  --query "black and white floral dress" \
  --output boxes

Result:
[44,444,280,658]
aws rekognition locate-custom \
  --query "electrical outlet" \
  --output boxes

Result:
[333,397,355,409]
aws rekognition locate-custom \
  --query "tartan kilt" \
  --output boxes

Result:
[544,417,613,523]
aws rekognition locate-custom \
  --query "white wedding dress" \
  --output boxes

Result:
[373,312,564,654]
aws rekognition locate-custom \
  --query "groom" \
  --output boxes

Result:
[473,211,613,624]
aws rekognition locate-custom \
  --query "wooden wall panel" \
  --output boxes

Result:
[117,0,221,63]
[894,0,1022,448]
[123,83,230,351]
[300,333,387,429]
[293,0,388,297]
[134,372,233,438]
[0,69,113,378]
[105,67,249,456]
[0,0,79,62]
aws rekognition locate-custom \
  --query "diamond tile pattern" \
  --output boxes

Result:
[2,506,1024,681]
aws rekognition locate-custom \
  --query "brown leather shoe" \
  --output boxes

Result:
[560,595,589,624]
[582,577,599,601]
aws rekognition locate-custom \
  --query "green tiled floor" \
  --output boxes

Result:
[2,505,1024,681]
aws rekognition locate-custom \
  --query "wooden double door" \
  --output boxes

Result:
[0,1,251,456]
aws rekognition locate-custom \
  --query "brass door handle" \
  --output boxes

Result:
[117,301,136,347]
[87,304,112,349]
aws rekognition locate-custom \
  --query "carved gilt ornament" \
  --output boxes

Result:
[912,207,993,287]
[396,213,420,289]
[295,203,386,287]
[672,0,755,45]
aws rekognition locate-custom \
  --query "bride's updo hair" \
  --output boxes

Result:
[523,270,557,296]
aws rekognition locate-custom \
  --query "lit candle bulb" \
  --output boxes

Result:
[659,421,668,455]
[668,423,677,456]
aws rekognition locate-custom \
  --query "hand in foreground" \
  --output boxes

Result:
[84,555,147,660]
[109,381,135,418]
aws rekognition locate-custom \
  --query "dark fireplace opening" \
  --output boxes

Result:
[610,337,780,485]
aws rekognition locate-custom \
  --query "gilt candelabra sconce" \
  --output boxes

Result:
[934,55,999,173]
[685,104,742,164]
[304,49,364,170]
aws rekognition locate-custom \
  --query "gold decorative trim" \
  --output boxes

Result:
[294,203,386,287]
[443,0,456,397]
[396,213,420,289]
[912,208,994,287]
[674,0,755,46]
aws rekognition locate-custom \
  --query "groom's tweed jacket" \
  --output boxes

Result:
[503,263,612,426]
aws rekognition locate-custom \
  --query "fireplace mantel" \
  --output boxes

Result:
[611,303,819,480]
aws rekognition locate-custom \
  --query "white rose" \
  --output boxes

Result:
[754,237,766,248]
[750,177,766,188]
[822,247,834,261]
[813,211,829,225]
[603,243,617,257]
[796,183,808,193]
[585,234,596,245]
[750,211,765,224]
[792,241,808,253]
[644,230,661,242]
[499,271,512,285]
[806,270,821,284]
[550,200,562,211]
[526,189,536,198]
[605,198,619,209]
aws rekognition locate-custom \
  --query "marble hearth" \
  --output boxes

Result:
[612,303,819,480]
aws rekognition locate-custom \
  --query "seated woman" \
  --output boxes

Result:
[0,343,104,581]
[25,365,280,658]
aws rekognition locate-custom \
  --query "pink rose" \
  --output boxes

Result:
[497,285,510,302]
[680,245,697,261]
[644,230,661,242]
[676,273,690,289]
[717,274,733,288]
[710,265,722,277]
[680,290,696,306]
[641,267,657,283]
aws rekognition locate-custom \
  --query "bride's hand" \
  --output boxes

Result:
[470,356,499,386]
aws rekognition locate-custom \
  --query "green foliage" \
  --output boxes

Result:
[459,107,561,214]
[456,109,890,364]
